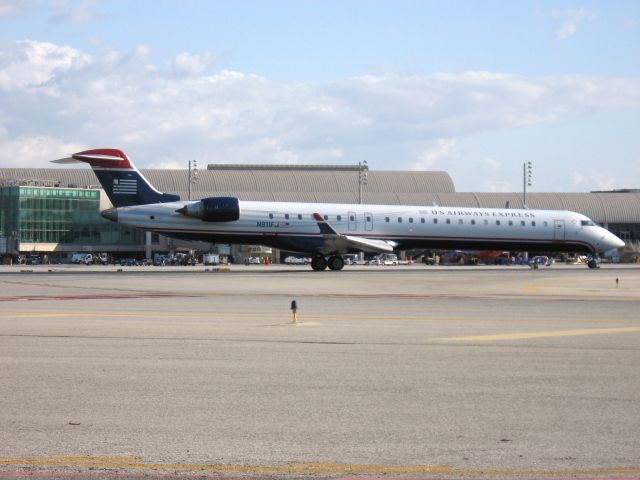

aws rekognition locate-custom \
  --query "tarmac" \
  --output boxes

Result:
[1,263,639,479]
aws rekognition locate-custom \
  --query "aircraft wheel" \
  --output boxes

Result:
[328,255,345,271]
[587,259,599,269]
[311,256,327,271]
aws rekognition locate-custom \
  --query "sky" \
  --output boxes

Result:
[1,0,639,193]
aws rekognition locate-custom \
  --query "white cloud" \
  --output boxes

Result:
[0,40,90,91]
[49,0,102,24]
[484,157,501,170]
[0,0,102,22]
[557,23,577,40]
[547,8,595,40]
[0,0,38,17]
[172,52,216,76]
[0,40,638,193]
[411,139,459,170]
[484,180,513,193]
[572,170,619,191]
[0,135,84,167]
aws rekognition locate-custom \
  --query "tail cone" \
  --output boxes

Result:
[101,208,118,222]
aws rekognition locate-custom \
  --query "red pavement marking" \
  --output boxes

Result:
[0,293,193,302]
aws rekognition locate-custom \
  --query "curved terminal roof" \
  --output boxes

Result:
[2,167,640,225]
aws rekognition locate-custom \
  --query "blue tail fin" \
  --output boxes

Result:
[71,149,180,207]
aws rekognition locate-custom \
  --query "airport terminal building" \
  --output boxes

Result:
[1,164,640,262]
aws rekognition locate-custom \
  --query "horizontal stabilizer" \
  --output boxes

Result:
[55,147,180,207]
[51,157,80,164]
[73,153,126,163]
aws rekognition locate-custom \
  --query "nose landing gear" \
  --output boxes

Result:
[587,256,600,269]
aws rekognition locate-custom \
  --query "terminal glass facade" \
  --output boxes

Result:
[609,223,640,243]
[0,186,138,246]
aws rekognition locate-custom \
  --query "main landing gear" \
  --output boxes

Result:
[587,255,600,269]
[311,254,344,271]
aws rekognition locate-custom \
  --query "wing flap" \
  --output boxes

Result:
[343,235,395,253]
[312,213,395,254]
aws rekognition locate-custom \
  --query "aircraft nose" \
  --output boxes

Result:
[101,208,118,222]
[602,232,625,250]
[610,234,626,249]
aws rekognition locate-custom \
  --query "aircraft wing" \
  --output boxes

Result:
[313,213,395,254]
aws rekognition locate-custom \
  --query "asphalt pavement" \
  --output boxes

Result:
[1,264,639,479]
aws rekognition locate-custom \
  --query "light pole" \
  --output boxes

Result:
[358,160,368,204]
[188,159,198,201]
[523,161,532,207]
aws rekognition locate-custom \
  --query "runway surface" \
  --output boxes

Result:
[1,264,639,479]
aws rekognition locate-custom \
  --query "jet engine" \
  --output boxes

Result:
[176,196,240,222]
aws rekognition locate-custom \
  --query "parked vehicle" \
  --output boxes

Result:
[342,254,359,265]
[529,256,552,268]
[117,258,138,266]
[367,255,382,265]
[381,253,399,266]
[284,256,310,265]
[93,252,110,265]
[203,253,220,265]
[71,253,93,265]
[153,254,167,266]
[25,255,42,265]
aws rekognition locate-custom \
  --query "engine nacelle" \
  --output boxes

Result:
[176,196,240,222]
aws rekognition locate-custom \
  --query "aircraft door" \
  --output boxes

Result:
[553,220,566,241]
[348,211,357,231]
[364,212,373,231]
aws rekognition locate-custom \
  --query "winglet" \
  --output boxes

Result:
[313,213,339,235]
[51,149,135,168]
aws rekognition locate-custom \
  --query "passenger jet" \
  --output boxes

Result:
[53,149,625,270]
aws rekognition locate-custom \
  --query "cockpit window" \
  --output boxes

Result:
[581,220,596,227]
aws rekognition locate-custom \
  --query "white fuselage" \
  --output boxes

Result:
[110,200,625,255]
